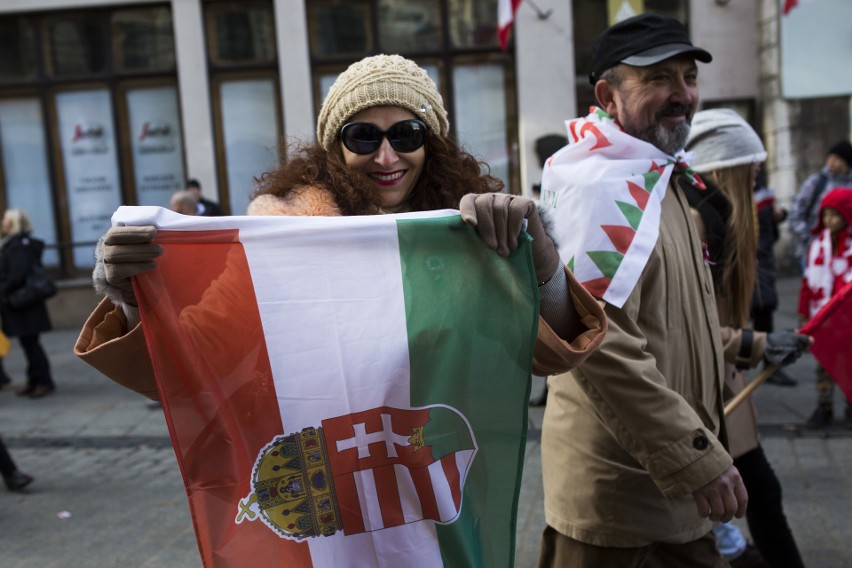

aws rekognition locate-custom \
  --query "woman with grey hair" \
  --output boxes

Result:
[0,208,55,398]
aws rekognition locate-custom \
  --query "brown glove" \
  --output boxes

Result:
[459,193,560,285]
[93,225,162,307]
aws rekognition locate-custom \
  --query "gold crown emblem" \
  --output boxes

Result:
[236,427,341,539]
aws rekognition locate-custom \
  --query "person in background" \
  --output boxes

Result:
[685,108,808,568]
[184,178,224,216]
[0,436,33,492]
[788,140,852,267]
[537,14,747,567]
[0,209,55,399]
[169,190,199,216]
[799,188,852,429]
[752,166,797,386]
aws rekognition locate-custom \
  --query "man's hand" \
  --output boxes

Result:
[93,225,162,307]
[692,465,748,523]
[459,193,560,285]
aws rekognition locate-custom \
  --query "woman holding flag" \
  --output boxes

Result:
[76,54,605,401]
[684,108,807,568]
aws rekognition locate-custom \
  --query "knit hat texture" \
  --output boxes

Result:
[316,54,448,151]
[819,187,852,229]
[685,108,766,173]
[827,140,852,168]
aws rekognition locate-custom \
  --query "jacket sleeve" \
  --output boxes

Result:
[0,242,30,296]
[74,298,159,400]
[718,326,767,370]
[788,173,821,244]
[569,293,732,499]
[532,266,606,375]
[74,249,255,401]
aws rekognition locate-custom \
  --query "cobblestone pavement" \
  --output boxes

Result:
[1,277,851,567]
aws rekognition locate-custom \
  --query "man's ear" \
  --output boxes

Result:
[594,80,618,118]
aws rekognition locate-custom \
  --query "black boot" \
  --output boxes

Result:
[0,359,12,388]
[3,470,34,492]
[806,404,833,429]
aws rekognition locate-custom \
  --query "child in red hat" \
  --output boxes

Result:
[799,188,852,427]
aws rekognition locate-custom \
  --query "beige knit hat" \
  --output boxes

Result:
[316,54,449,151]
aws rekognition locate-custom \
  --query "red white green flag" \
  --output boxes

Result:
[112,206,539,568]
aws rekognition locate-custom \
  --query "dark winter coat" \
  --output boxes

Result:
[753,203,779,311]
[0,234,52,337]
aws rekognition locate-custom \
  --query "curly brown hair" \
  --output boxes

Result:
[253,130,504,215]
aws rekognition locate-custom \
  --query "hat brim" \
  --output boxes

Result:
[621,43,712,67]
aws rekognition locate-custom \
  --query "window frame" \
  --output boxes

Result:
[114,77,187,207]
[208,70,283,214]
[0,5,178,277]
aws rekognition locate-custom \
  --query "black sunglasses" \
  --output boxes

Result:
[339,119,428,155]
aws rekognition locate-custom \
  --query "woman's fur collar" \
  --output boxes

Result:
[247,185,342,217]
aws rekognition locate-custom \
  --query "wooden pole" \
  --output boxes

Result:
[724,364,778,416]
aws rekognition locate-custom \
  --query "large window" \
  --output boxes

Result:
[0,5,179,275]
[306,0,519,193]
[0,98,57,266]
[204,0,281,215]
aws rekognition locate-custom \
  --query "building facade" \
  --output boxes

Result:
[0,0,836,326]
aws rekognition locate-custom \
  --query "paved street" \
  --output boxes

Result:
[1,276,851,567]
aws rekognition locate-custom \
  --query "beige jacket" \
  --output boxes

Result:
[75,188,607,400]
[541,177,732,547]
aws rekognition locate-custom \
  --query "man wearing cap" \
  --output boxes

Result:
[788,140,852,264]
[537,14,747,566]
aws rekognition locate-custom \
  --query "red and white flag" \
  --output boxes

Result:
[783,0,799,15]
[498,0,522,50]
[800,280,852,403]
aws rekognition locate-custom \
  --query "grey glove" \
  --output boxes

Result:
[764,330,812,367]
[93,225,162,307]
[459,193,560,285]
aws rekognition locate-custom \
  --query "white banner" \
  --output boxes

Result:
[220,79,278,215]
[127,86,185,207]
[56,89,122,268]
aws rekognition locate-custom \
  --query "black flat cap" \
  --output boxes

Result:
[589,13,712,85]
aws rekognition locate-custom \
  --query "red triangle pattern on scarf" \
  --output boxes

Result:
[582,276,612,299]
[601,225,636,255]
[627,181,650,211]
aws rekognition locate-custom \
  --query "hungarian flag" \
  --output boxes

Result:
[113,206,539,567]
[498,0,522,50]
[799,280,852,403]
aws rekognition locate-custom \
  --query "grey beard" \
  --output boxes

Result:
[637,121,690,156]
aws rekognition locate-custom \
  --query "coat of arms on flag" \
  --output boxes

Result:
[115,206,539,567]
[236,405,477,539]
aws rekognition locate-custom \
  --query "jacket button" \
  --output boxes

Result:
[693,435,709,450]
